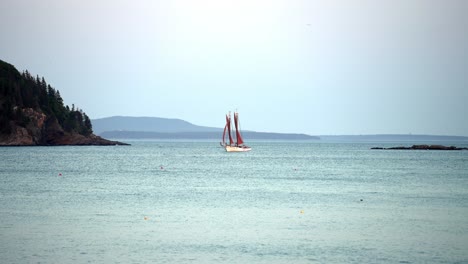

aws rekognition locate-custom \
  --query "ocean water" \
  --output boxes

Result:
[1,141,467,263]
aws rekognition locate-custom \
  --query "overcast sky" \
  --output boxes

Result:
[1,0,467,136]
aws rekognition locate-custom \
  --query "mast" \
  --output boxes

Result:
[226,113,234,146]
[233,112,244,145]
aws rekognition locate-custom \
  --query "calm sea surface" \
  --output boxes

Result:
[1,141,467,263]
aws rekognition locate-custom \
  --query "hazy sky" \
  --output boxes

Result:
[1,0,467,135]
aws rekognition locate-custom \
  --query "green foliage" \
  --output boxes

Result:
[0,99,13,134]
[0,59,94,136]
[83,113,93,136]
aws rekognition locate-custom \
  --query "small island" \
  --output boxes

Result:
[0,59,128,146]
[371,145,468,150]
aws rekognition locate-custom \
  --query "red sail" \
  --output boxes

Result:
[222,123,227,145]
[226,114,233,145]
[234,112,244,145]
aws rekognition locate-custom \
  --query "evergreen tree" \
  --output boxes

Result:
[39,77,49,111]
[0,99,13,133]
[1,59,95,138]
[83,113,93,136]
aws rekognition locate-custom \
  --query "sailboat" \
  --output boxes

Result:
[220,111,251,152]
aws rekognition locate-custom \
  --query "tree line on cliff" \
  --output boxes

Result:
[0,59,92,137]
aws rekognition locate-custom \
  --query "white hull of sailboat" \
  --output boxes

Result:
[225,145,252,152]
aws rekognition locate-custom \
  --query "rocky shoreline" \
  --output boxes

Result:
[42,134,128,146]
[0,132,129,146]
[0,111,129,146]
[371,144,467,150]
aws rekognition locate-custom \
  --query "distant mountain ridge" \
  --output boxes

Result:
[100,131,318,140]
[92,116,221,135]
[91,116,468,141]
[92,116,318,140]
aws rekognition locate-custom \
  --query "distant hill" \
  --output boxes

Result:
[100,130,319,140]
[92,117,468,142]
[92,116,221,134]
[92,116,319,140]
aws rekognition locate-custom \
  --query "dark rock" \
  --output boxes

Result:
[372,144,467,151]
[387,146,411,150]
[0,108,129,146]
[47,133,129,146]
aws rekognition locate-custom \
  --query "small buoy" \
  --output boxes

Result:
[58,173,62,176]
[160,166,164,170]
[300,210,304,214]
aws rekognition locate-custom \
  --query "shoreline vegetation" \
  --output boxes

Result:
[0,59,128,146]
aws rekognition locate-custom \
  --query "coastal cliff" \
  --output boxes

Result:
[0,59,128,146]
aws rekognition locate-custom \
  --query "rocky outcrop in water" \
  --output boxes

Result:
[371,145,467,150]
[0,107,128,146]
